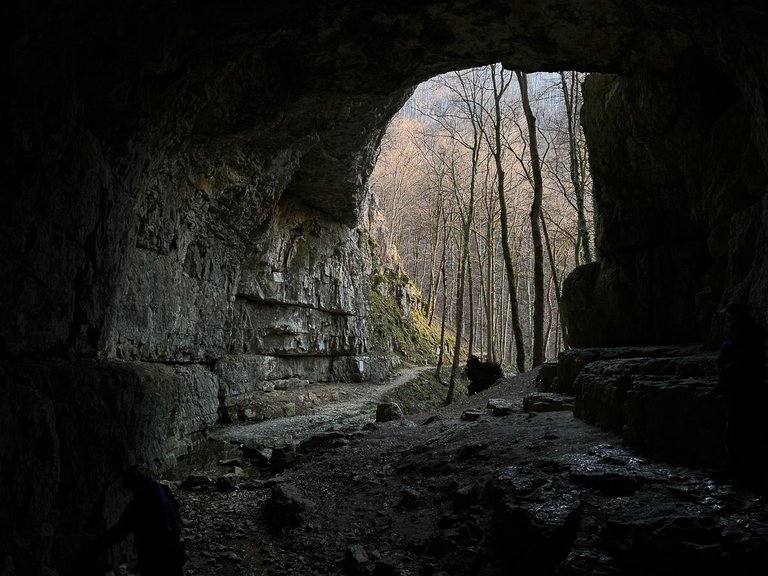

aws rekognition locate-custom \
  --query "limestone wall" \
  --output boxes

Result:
[563,27,768,348]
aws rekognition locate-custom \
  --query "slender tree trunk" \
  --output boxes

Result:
[442,69,486,404]
[486,214,494,362]
[560,71,593,264]
[491,65,526,373]
[446,216,471,404]
[516,71,545,369]
[446,153,478,404]
[472,227,491,361]
[467,251,475,359]
[540,210,569,350]
[498,275,508,366]
[544,277,554,359]
[425,200,442,323]
[434,199,455,384]
[434,249,448,384]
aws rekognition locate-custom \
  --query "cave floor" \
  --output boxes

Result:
[163,368,768,576]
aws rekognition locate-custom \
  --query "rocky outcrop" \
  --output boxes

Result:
[564,37,768,347]
[556,346,727,468]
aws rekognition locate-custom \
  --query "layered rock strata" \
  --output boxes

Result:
[555,346,727,469]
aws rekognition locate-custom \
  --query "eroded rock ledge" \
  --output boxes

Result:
[542,345,727,469]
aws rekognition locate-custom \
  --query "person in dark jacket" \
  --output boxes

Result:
[717,303,768,488]
[100,465,185,576]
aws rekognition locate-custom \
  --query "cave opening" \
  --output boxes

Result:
[369,67,596,374]
[3,2,768,575]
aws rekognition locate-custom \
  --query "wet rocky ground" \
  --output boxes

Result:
[159,367,768,576]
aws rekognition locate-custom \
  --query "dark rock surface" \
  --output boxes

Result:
[166,371,768,576]
[375,402,404,423]
[562,345,728,469]
[0,360,218,576]
[3,2,768,574]
[465,354,504,396]
[564,49,768,347]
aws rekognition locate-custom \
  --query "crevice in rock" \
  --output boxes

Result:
[234,293,357,317]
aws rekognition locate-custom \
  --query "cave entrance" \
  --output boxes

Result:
[369,66,593,374]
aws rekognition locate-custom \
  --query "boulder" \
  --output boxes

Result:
[376,402,404,423]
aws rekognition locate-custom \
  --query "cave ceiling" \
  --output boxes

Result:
[9,0,723,223]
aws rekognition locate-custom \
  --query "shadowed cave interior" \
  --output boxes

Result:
[2,1,768,574]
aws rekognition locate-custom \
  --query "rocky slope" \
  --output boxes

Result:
[156,368,768,576]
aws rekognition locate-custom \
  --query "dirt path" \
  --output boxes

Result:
[208,365,434,448]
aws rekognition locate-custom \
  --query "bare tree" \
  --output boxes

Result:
[434,200,452,383]
[560,71,593,264]
[425,70,488,404]
[370,67,594,373]
[515,71,546,368]
[487,64,526,372]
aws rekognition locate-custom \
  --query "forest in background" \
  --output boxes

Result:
[369,66,594,400]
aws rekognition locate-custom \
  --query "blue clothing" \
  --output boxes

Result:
[717,309,767,487]
[101,481,185,576]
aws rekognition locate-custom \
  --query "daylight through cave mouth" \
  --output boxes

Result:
[369,67,594,367]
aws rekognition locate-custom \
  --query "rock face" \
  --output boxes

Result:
[564,36,768,347]
[559,346,727,468]
[3,1,768,574]
[0,360,218,576]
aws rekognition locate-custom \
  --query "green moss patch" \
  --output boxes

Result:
[380,367,469,414]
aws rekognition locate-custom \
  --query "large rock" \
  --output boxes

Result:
[0,360,218,576]
[565,347,726,468]
[376,402,404,423]
[624,378,727,468]
[557,345,712,396]
[489,472,582,574]
[564,48,768,347]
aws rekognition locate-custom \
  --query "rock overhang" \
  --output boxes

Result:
[14,0,699,222]
[5,3,768,575]
[5,1,767,357]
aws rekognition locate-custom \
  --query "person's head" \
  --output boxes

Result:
[721,302,752,331]
[121,465,154,496]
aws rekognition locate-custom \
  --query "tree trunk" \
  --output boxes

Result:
[560,71,593,264]
[472,226,492,361]
[540,210,569,351]
[434,249,448,384]
[446,212,471,404]
[517,71,545,368]
[442,70,484,404]
[486,213,495,362]
[425,198,442,323]
[467,250,475,359]
[491,65,526,373]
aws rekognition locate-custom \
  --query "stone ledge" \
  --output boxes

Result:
[557,344,714,395]
[558,346,726,469]
[215,354,390,422]
[624,378,726,468]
